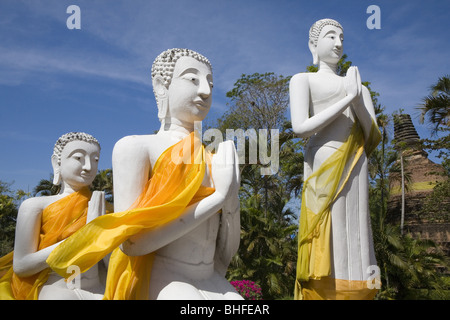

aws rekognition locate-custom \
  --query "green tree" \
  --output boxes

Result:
[418,75,450,134]
[418,75,450,176]
[368,107,449,299]
[91,169,114,203]
[33,175,60,196]
[228,195,297,299]
[0,181,29,256]
[215,72,301,299]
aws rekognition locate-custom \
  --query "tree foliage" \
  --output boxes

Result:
[216,72,302,299]
[418,75,450,134]
[369,101,449,299]
[0,181,29,256]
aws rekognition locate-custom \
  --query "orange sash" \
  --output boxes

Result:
[0,188,91,300]
[47,132,215,299]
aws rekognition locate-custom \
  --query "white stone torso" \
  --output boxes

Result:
[117,131,242,300]
[307,72,355,154]
[303,72,377,282]
[144,131,220,270]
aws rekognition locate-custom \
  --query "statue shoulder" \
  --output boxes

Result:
[17,195,58,218]
[290,72,310,87]
[113,134,154,160]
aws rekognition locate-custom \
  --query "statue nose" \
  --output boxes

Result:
[83,158,92,171]
[198,78,211,99]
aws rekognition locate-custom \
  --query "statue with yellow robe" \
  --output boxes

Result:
[289,19,382,300]
[46,49,243,300]
[0,132,105,300]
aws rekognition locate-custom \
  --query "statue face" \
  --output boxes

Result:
[167,56,213,123]
[58,140,100,190]
[315,25,344,65]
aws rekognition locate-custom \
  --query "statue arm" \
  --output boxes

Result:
[111,136,151,214]
[121,140,239,257]
[214,192,240,276]
[214,145,241,276]
[352,84,378,140]
[121,191,227,256]
[289,73,355,138]
[12,198,62,277]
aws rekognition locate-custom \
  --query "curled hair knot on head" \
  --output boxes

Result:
[53,132,100,165]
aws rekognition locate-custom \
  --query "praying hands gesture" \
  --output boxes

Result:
[211,140,240,201]
[344,66,363,103]
[86,191,106,223]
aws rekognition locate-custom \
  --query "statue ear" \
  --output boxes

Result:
[308,40,319,65]
[51,154,61,185]
[153,75,169,120]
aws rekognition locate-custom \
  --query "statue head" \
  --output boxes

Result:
[51,132,101,189]
[308,18,344,65]
[151,48,213,124]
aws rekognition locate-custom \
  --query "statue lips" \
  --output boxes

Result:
[332,48,342,57]
[80,172,95,182]
[194,99,208,109]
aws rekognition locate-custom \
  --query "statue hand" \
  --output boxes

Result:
[212,140,240,200]
[87,191,105,223]
[344,66,362,101]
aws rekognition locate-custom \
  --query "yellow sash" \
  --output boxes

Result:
[295,120,381,300]
[47,132,215,300]
[0,188,91,300]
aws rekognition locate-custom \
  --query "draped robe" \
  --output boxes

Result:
[295,116,381,300]
[0,188,91,300]
[47,132,215,300]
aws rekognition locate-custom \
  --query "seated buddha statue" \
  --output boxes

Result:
[0,132,106,300]
[46,49,243,300]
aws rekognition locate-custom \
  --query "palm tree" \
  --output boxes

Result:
[33,175,60,196]
[227,195,298,299]
[418,75,450,134]
[368,106,449,299]
[91,169,114,203]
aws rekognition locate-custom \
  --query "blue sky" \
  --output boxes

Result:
[0,0,449,193]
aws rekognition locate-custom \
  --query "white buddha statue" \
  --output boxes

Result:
[289,19,381,300]
[0,132,106,300]
[45,49,242,300]
[113,48,242,300]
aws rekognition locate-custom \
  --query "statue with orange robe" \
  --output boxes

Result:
[0,132,106,300]
[46,49,243,300]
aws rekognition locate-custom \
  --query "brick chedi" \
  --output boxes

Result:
[388,114,449,254]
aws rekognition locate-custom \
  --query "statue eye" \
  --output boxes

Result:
[182,75,198,84]
[71,153,84,161]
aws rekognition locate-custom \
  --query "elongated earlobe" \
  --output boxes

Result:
[51,154,62,185]
[308,40,319,65]
[153,75,169,120]
[158,97,169,121]
[53,172,61,186]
